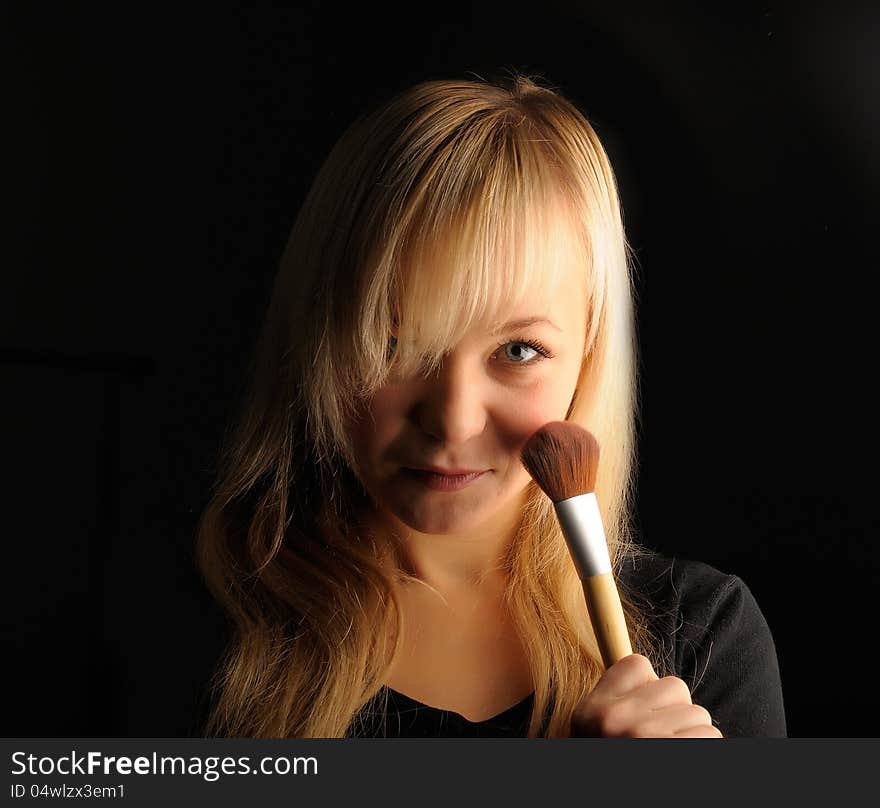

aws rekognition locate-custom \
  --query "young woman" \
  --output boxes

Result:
[195,73,786,738]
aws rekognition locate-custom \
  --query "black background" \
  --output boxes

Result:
[4,2,877,738]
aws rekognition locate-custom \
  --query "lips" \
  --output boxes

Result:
[403,467,490,491]
[408,464,487,475]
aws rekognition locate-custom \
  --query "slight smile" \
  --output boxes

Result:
[402,468,491,492]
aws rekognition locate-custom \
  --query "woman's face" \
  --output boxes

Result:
[348,254,588,541]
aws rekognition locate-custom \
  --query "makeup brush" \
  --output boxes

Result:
[520,421,633,669]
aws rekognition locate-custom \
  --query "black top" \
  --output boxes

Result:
[347,553,787,738]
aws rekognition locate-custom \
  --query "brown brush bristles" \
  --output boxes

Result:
[520,421,600,502]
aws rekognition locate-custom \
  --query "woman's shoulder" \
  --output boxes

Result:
[616,550,786,737]
[616,549,767,661]
[617,549,738,608]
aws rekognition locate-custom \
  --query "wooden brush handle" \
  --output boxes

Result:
[581,572,633,668]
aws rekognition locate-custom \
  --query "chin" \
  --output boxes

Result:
[387,495,491,536]
[398,514,485,536]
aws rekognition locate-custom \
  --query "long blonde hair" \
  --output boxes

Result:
[195,72,669,738]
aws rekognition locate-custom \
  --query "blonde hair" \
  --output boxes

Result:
[195,72,669,738]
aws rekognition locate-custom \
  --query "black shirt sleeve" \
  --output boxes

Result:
[620,554,787,738]
[673,564,787,737]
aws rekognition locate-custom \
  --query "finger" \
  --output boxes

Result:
[571,655,662,736]
[593,654,659,700]
[672,723,724,738]
[630,703,715,738]
[626,675,693,712]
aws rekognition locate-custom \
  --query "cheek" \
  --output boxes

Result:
[505,402,549,443]
[350,389,408,462]
[503,375,578,438]
[492,379,577,484]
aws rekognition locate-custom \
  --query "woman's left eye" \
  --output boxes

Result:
[496,338,555,367]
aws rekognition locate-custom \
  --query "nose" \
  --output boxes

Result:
[415,353,488,445]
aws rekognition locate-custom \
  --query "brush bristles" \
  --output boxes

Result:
[520,421,600,502]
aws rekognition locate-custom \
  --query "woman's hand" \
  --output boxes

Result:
[570,654,723,738]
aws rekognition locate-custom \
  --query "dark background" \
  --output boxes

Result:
[4,2,877,738]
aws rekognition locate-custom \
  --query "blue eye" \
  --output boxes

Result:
[497,337,554,367]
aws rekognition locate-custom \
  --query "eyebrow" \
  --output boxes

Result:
[491,317,561,334]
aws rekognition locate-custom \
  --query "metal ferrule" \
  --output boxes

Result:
[553,491,611,579]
